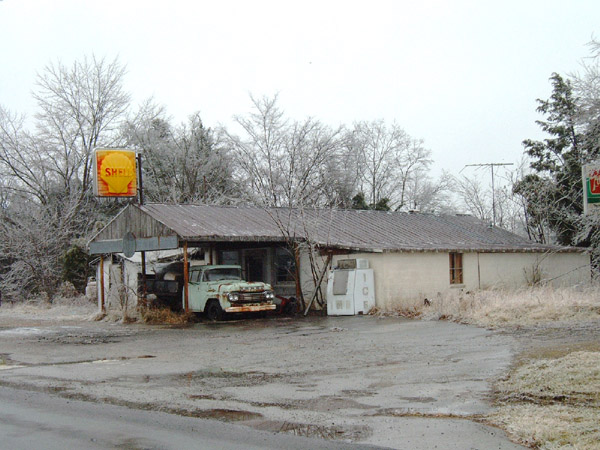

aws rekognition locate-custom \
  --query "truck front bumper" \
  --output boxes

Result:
[225,304,276,313]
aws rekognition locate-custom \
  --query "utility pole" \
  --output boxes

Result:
[462,162,514,227]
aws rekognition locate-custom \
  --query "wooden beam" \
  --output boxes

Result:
[100,255,106,313]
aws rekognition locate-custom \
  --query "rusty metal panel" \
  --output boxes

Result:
[225,304,276,313]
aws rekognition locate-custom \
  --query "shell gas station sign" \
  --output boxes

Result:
[582,163,600,214]
[94,149,137,197]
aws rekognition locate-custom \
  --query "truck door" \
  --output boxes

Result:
[187,268,204,311]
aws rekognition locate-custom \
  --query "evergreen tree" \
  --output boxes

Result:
[515,73,599,247]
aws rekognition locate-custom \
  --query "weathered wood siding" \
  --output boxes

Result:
[93,205,178,241]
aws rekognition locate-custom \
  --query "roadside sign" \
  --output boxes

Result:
[93,149,137,197]
[582,163,600,214]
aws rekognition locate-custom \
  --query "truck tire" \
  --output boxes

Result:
[283,298,297,316]
[205,300,224,321]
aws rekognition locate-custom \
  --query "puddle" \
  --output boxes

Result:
[400,396,437,403]
[0,365,25,370]
[0,327,51,336]
[250,420,372,441]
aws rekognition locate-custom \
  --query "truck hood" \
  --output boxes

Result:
[207,280,272,293]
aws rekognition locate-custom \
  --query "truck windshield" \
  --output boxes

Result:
[204,268,242,281]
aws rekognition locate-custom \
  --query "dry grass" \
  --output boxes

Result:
[374,285,600,328]
[140,306,195,325]
[0,295,97,322]
[488,351,600,449]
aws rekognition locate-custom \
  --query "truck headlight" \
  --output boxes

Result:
[265,291,274,300]
[227,293,239,302]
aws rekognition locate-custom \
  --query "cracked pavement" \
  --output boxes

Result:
[0,313,524,449]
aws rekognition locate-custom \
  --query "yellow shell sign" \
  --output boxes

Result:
[94,149,137,197]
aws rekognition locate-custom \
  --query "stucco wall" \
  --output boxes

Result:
[475,252,590,289]
[301,250,590,310]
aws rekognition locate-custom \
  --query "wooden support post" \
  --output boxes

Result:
[293,243,305,311]
[140,251,147,307]
[100,255,106,313]
[304,253,332,316]
[183,241,189,313]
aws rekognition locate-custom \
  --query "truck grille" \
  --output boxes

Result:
[236,291,268,303]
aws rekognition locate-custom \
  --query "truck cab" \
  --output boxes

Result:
[186,265,276,320]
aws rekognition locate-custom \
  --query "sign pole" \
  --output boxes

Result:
[137,153,144,206]
[136,153,148,306]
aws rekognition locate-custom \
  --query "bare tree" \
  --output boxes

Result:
[454,174,492,222]
[349,120,433,210]
[454,159,538,237]
[0,55,131,299]
[223,94,344,208]
[123,101,238,204]
[0,106,53,204]
[33,55,130,198]
[221,95,347,308]
[404,170,455,213]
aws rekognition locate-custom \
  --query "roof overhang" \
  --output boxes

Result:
[89,235,179,255]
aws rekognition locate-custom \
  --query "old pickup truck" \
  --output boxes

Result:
[186,265,276,320]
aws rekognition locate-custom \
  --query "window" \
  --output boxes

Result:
[203,267,242,282]
[190,270,200,283]
[219,250,240,266]
[275,247,296,283]
[449,252,463,284]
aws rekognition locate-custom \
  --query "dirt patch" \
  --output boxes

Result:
[38,334,125,345]
[372,408,480,420]
[176,369,289,388]
[189,408,263,421]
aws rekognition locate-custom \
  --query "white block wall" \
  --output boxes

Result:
[300,250,590,310]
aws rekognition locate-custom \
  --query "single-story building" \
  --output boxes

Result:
[88,203,590,312]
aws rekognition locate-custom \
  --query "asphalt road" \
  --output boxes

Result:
[0,386,381,450]
[0,313,526,449]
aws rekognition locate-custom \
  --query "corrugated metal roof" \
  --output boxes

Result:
[132,203,582,253]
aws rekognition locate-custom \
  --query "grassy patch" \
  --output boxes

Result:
[374,285,600,328]
[488,351,600,449]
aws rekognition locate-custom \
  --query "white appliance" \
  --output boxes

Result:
[326,259,375,315]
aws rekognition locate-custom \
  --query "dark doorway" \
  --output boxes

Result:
[245,249,266,282]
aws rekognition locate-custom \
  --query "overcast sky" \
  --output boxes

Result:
[1,0,599,180]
